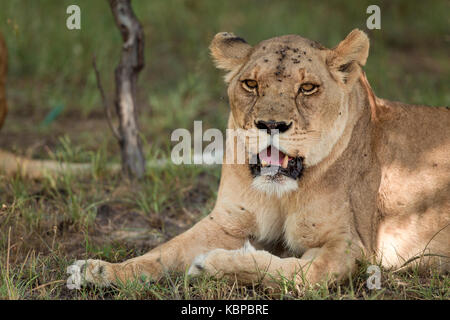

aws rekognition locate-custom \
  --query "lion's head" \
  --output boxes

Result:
[210,30,370,197]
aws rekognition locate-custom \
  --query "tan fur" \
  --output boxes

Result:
[73,29,449,288]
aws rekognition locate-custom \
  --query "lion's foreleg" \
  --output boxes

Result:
[70,213,248,287]
[189,241,358,288]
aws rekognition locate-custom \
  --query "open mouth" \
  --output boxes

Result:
[249,145,304,180]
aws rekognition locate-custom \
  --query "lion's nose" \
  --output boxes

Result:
[255,120,292,134]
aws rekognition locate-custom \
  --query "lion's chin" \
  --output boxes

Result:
[251,174,299,198]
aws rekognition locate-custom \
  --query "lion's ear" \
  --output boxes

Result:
[210,32,252,82]
[327,29,369,86]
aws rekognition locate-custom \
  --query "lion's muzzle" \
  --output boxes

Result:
[249,145,303,180]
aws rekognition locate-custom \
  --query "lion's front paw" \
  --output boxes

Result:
[67,259,112,289]
[188,241,257,278]
[187,253,206,276]
[188,248,234,279]
[187,251,217,277]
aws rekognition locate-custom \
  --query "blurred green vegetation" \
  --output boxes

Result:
[0,0,448,158]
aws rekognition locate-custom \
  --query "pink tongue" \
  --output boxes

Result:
[259,146,285,166]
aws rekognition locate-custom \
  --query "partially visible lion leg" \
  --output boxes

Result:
[0,32,99,179]
[70,212,249,287]
[377,209,450,273]
[0,149,94,178]
[188,240,359,288]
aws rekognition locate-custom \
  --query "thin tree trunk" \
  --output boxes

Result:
[108,0,145,179]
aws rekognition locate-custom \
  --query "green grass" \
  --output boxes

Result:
[0,0,449,299]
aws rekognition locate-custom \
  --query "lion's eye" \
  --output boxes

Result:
[299,83,318,95]
[242,79,258,90]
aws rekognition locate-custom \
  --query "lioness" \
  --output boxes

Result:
[71,29,449,288]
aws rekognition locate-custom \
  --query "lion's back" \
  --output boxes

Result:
[373,102,449,268]
[375,101,449,216]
